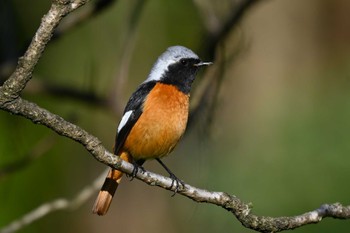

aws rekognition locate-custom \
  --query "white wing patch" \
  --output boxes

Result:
[117,110,133,133]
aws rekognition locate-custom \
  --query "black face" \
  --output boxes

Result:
[160,58,202,94]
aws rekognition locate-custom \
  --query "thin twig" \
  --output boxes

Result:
[188,0,260,132]
[0,169,108,233]
[200,0,260,59]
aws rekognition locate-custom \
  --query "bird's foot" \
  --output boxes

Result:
[127,161,145,181]
[169,173,185,196]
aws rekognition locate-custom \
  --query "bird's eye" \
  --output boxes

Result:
[180,59,188,66]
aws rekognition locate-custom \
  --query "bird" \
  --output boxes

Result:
[92,45,212,216]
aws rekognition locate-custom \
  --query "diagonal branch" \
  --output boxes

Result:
[0,1,350,233]
[195,0,260,60]
[1,0,88,100]
[2,80,350,233]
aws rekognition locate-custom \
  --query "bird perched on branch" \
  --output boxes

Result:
[93,45,212,215]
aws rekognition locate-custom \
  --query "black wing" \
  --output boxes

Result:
[114,81,156,155]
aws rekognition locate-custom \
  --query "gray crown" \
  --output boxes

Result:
[145,46,199,82]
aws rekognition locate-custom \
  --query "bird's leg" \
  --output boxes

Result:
[127,159,145,181]
[156,158,185,194]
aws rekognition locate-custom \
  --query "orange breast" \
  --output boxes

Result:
[123,83,189,160]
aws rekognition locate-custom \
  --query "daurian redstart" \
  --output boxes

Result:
[93,46,212,215]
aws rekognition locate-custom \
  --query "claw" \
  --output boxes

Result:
[169,173,185,196]
[155,159,185,195]
[127,161,145,181]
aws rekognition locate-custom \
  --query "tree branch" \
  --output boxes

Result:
[2,69,350,233]
[0,1,349,233]
[189,0,260,133]
[0,169,108,233]
[0,0,117,82]
[1,0,88,100]
[201,0,260,59]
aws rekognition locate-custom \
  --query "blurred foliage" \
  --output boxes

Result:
[1,0,350,233]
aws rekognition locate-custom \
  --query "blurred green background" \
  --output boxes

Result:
[1,0,350,232]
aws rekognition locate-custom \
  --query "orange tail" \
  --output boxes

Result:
[92,152,131,215]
